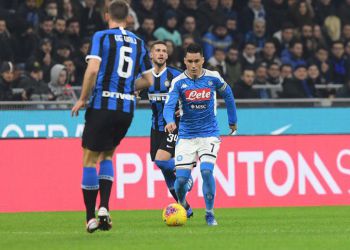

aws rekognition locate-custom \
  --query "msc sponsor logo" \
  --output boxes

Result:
[190,104,207,110]
[185,88,211,101]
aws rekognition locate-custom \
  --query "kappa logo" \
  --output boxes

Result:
[185,88,211,101]
[181,84,188,89]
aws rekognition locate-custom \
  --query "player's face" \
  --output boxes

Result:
[184,52,204,78]
[151,44,168,67]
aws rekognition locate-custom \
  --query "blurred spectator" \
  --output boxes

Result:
[15,23,40,63]
[17,0,40,28]
[307,64,327,97]
[241,42,260,70]
[221,0,237,20]
[126,14,136,32]
[180,16,201,43]
[329,41,350,84]
[63,58,80,86]
[124,0,140,31]
[266,0,288,34]
[48,64,74,104]
[280,63,293,79]
[288,0,314,28]
[18,60,54,102]
[153,10,182,46]
[38,16,55,41]
[0,62,26,101]
[202,22,232,60]
[245,18,267,51]
[340,23,350,43]
[345,40,350,58]
[54,42,72,63]
[308,46,330,82]
[0,18,15,62]
[336,79,350,98]
[254,64,270,98]
[30,38,55,83]
[80,0,104,37]
[208,48,227,77]
[273,22,295,54]
[281,40,306,69]
[233,68,259,98]
[267,62,283,98]
[66,17,81,51]
[178,34,196,68]
[260,39,280,65]
[281,64,316,98]
[180,0,199,23]
[136,17,156,44]
[135,0,159,26]
[165,40,180,67]
[313,24,329,48]
[62,0,80,21]
[160,0,183,25]
[225,45,241,87]
[197,0,224,34]
[42,0,59,21]
[225,13,241,44]
[324,15,341,42]
[299,23,316,59]
[337,0,350,25]
[54,17,68,44]
[314,0,336,25]
[73,38,90,84]
[239,0,266,33]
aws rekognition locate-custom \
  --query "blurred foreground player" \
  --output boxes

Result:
[71,0,153,233]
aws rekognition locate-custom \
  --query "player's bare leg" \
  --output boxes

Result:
[82,148,100,233]
[97,148,115,231]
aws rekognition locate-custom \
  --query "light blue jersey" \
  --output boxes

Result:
[163,69,237,139]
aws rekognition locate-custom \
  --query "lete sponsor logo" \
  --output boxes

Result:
[185,88,211,101]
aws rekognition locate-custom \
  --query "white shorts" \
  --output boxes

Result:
[175,137,221,169]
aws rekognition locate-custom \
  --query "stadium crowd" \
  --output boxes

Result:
[1,0,350,103]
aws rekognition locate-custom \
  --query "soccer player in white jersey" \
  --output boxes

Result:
[163,43,237,226]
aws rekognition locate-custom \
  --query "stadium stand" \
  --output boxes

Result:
[0,0,350,110]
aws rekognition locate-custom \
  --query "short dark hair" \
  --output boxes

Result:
[150,40,167,50]
[108,0,129,21]
[186,43,203,56]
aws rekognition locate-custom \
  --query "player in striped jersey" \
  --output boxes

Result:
[147,41,193,218]
[71,0,153,233]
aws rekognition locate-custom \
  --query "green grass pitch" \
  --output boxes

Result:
[1,206,350,250]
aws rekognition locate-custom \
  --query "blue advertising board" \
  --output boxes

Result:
[0,107,349,138]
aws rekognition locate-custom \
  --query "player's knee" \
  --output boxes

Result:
[155,159,175,172]
[201,169,213,182]
[176,176,189,187]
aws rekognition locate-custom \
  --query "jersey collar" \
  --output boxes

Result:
[184,69,206,80]
[152,67,167,77]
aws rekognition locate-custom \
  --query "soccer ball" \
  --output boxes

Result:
[162,203,187,226]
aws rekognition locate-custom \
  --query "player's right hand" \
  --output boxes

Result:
[165,122,177,133]
[71,99,86,117]
[229,124,237,135]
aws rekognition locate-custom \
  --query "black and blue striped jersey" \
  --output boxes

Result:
[86,27,152,113]
[148,66,182,131]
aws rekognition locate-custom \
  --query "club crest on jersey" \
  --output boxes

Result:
[208,80,213,86]
[164,79,170,88]
[185,88,211,101]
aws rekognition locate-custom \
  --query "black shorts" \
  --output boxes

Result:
[150,128,178,161]
[82,108,133,152]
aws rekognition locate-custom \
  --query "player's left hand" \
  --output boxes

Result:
[229,124,237,135]
[165,122,177,133]
[175,110,181,117]
[71,99,86,117]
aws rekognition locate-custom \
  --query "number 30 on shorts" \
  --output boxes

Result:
[167,133,178,143]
